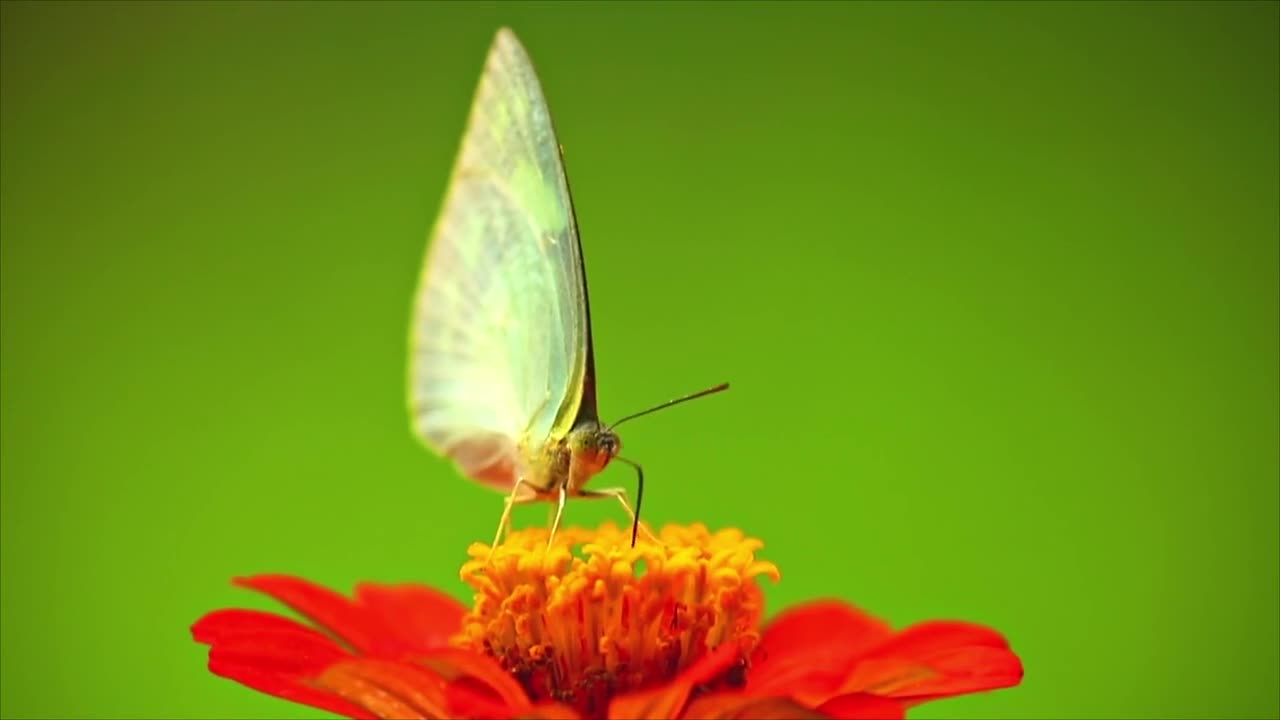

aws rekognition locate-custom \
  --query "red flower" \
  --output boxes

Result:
[192,523,1022,719]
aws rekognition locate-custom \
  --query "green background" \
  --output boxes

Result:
[2,1,1277,718]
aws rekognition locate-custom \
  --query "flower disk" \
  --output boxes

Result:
[456,522,781,717]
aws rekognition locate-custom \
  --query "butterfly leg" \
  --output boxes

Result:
[546,486,568,550]
[575,487,661,546]
[488,478,532,562]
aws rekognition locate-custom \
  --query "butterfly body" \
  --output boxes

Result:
[503,419,618,500]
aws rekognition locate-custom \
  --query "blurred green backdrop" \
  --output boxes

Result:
[2,1,1277,718]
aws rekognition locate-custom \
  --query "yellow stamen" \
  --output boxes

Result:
[455,522,780,717]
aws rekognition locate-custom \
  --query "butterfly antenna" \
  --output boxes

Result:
[608,382,730,429]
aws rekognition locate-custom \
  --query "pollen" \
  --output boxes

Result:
[455,522,780,718]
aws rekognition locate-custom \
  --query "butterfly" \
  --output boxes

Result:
[407,28,727,551]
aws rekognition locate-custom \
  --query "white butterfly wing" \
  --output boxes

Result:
[408,28,588,489]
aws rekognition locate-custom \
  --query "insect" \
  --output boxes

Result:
[407,28,728,550]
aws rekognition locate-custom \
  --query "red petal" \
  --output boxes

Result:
[193,609,372,719]
[816,693,905,720]
[840,621,1023,703]
[747,601,893,702]
[194,578,469,719]
[194,608,348,679]
[234,575,466,659]
[206,625,349,675]
[235,575,398,655]
[318,658,451,719]
[193,608,330,647]
[608,640,745,720]
[413,647,533,719]
[354,583,468,654]
[207,662,378,719]
[682,692,829,719]
[516,703,584,719]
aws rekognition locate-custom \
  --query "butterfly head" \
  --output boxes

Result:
[567,419,621,483]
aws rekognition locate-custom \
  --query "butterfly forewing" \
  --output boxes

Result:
[409,29,588,489]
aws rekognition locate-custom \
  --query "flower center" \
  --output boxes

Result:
[455,522,780,719]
